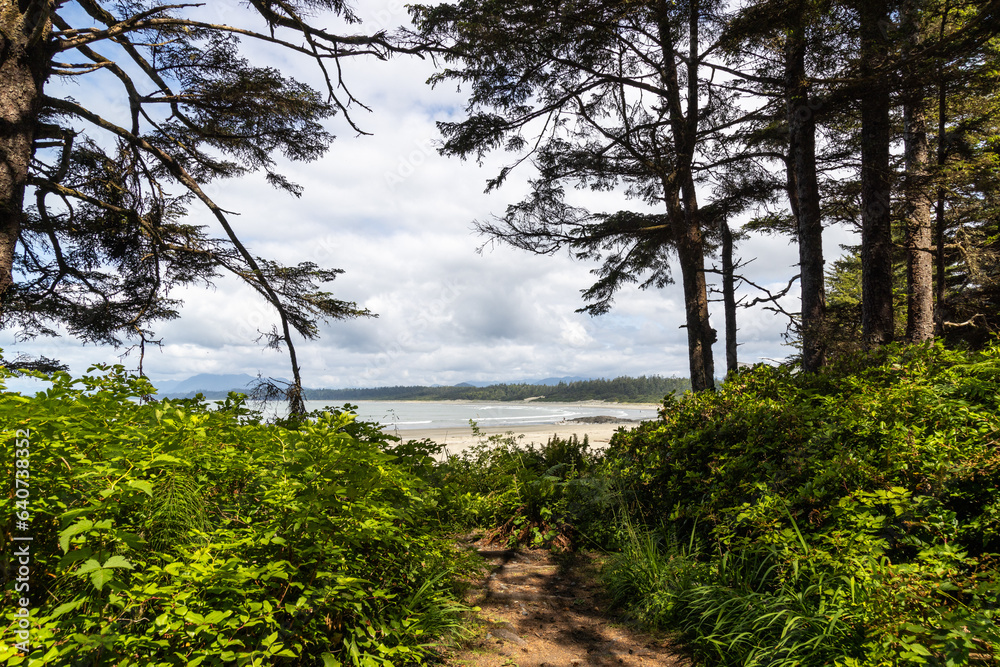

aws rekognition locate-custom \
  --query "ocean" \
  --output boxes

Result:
[300,400,658,431]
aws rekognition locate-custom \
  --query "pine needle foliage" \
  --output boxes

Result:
[143,472,209,554]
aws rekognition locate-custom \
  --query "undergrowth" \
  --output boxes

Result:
[0,366,476,666]
[434,424,620,550]
[5,341,999,666]
[604,342,1000,666]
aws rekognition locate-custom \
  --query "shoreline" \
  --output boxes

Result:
[326,398,662,410]
[384,420,643,457]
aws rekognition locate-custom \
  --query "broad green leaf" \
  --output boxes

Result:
[164,562,185,575]
[75,559,102,576]
[49,598,86,618]
[127,479,154,496]
[59,519,93,553]
[102,555,133,570]
[89,568,114,591]
[204,610,231,624]
[57,547,93,570]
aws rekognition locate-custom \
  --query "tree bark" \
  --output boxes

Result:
[785,9,826,372]
[903,101,935,343]
[671,192,716,391]
[903,100,934,342]
[934,3,951,334]
[721,219,738,375]
[0,5,51,306]
[859,0,895,346]
[935,76,947,333]
[902,0,935,343]
[657,0,715,391]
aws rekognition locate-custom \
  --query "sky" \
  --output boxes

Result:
[1,1,859,391]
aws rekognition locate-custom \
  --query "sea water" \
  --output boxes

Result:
[301,400,658,430]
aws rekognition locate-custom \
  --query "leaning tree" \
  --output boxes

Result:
[0,1,415,413]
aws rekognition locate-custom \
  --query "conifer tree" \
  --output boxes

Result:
[0,1,411,413]
[415,0,786,390]
[901,0,936,342]
[857,0,897,347]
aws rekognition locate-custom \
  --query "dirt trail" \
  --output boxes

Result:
[444,541,691,667]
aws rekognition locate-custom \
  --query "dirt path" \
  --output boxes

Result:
[443,541,691,667]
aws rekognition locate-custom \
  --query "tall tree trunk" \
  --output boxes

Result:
[903,100,934,342]
[657,0,716,391]
[859,0,895,346]
[934,77,947,332]
[671,193,716,391]
[721,219,738,375]
[0,5,51,306]
[934,2,951,334]
[785,8,826,372]
[902,0,935,343]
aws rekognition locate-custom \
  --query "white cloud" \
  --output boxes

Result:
[1,5,857,391]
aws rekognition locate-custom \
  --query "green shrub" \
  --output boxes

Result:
[0,366,473,666]
[605,342,1000,665]
[435,426,619,549]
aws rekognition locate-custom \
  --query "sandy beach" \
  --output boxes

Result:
[382,420,641,457]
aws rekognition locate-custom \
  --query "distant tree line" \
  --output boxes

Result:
[8,2,998,410]
[302,375,690,403]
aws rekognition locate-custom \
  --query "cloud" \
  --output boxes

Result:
[1,4,854,391]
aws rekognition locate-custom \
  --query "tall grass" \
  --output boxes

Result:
[604,502,1000,666]
[603,506,869,666]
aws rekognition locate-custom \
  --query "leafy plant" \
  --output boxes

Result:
[604,342,1000,665]
[434,425,618,550]
[0,366,474,666]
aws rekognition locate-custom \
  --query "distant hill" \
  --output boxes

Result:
[149,373,689,403]
[305,375,689,404]
[153,373,259,397]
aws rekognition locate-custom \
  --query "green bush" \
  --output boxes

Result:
[605,342,1000,665]
[434,426,619,549]
[0,366,473,666]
